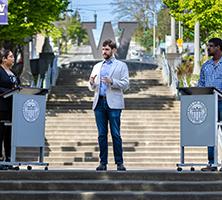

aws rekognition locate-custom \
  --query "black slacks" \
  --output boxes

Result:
[0,110,12,160]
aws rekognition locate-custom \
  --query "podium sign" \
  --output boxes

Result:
[177,87,222,169]
[12,94,46,147]
[0,87,48,168]
[181,94,216,146]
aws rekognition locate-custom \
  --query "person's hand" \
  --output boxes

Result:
[89,75,97,85]
[101,76,113,85]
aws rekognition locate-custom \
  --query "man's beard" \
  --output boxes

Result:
[103,53,112,60]
[208,51,213,57]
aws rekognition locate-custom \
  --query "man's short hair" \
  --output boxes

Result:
[102,39,117,49]
[208,38,222,50]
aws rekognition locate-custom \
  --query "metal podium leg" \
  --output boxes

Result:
[181,146,184,164]
[214,144,218,167]
[214,146,218,167]
[218,124,222,168]
[39,147,44,163]
[11,146,16,162]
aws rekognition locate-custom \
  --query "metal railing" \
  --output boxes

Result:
[30,55,58,90]
[159,52,179,96]
[44,55,58,89]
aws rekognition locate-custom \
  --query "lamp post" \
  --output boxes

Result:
[193,20,200,75]
[170,16,177,53]
[145,9,156,57]
[152,11,156,57]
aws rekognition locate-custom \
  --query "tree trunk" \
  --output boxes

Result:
[20,41,31,85]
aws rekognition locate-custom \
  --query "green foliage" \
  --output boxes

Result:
[51,13,88,53]
[156,8,171,42]
[0,0,69,48]
[177,55,194,87]
[177,54,204,86]
[163,0,222,42]
[134,26,153,51]
[66,16,88,45]
[112,0,162,50]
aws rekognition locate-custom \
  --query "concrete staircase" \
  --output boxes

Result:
[0,170,222,200]
[4,60,221,200]
[43,60,207,170]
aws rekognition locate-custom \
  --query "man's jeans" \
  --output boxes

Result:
[208,100,222,164]
[94,98,123,165]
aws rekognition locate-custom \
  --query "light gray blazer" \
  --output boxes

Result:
[88,58,129,110]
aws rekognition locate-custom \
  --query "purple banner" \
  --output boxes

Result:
[0,0,7,25]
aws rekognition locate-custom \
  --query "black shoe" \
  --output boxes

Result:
[5,157,10,162]
[96,164,107,171]
[7,165,19,170]
[117,164,126,171]
[0,165,8,170]
[7,165,14,170]
[0,156,4,161]
[201,165,217,171]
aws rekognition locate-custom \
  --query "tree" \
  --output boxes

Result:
[111,0,162,51]
[0,0,69,49]
[0,0,69,83]
[67,18,88,46]
[134,27,153,51]
[156,8,171,43]
[52,11,88,53]
[163,0,222,42]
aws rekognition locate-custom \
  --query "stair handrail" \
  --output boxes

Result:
[31,55,59,90]
[159,52,179,96]
[45,55,59,89]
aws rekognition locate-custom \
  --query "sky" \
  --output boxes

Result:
[71,0,117,44]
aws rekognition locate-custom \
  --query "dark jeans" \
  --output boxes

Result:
[208,100,222,164]
[94,98,123,165]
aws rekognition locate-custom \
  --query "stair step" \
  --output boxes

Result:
[0,191,221,200]
[1,170,222,180]
[16,152,207,157]
[44,157,207,162]
[44,131,180,135]
[0,180,221,191]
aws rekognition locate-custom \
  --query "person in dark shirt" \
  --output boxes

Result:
[0,49,20,169]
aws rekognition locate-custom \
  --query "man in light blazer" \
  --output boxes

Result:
[88,39,129,171]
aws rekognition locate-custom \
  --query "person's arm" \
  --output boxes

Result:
[198,65,205,87]
[0,69,15,90]
[0,86,9,93]
[88,74,97,90]
[88,65,99,91]
[16,76,21,86]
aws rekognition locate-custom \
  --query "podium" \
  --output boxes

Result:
[0,87,48,170]
[177,87,222,171]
